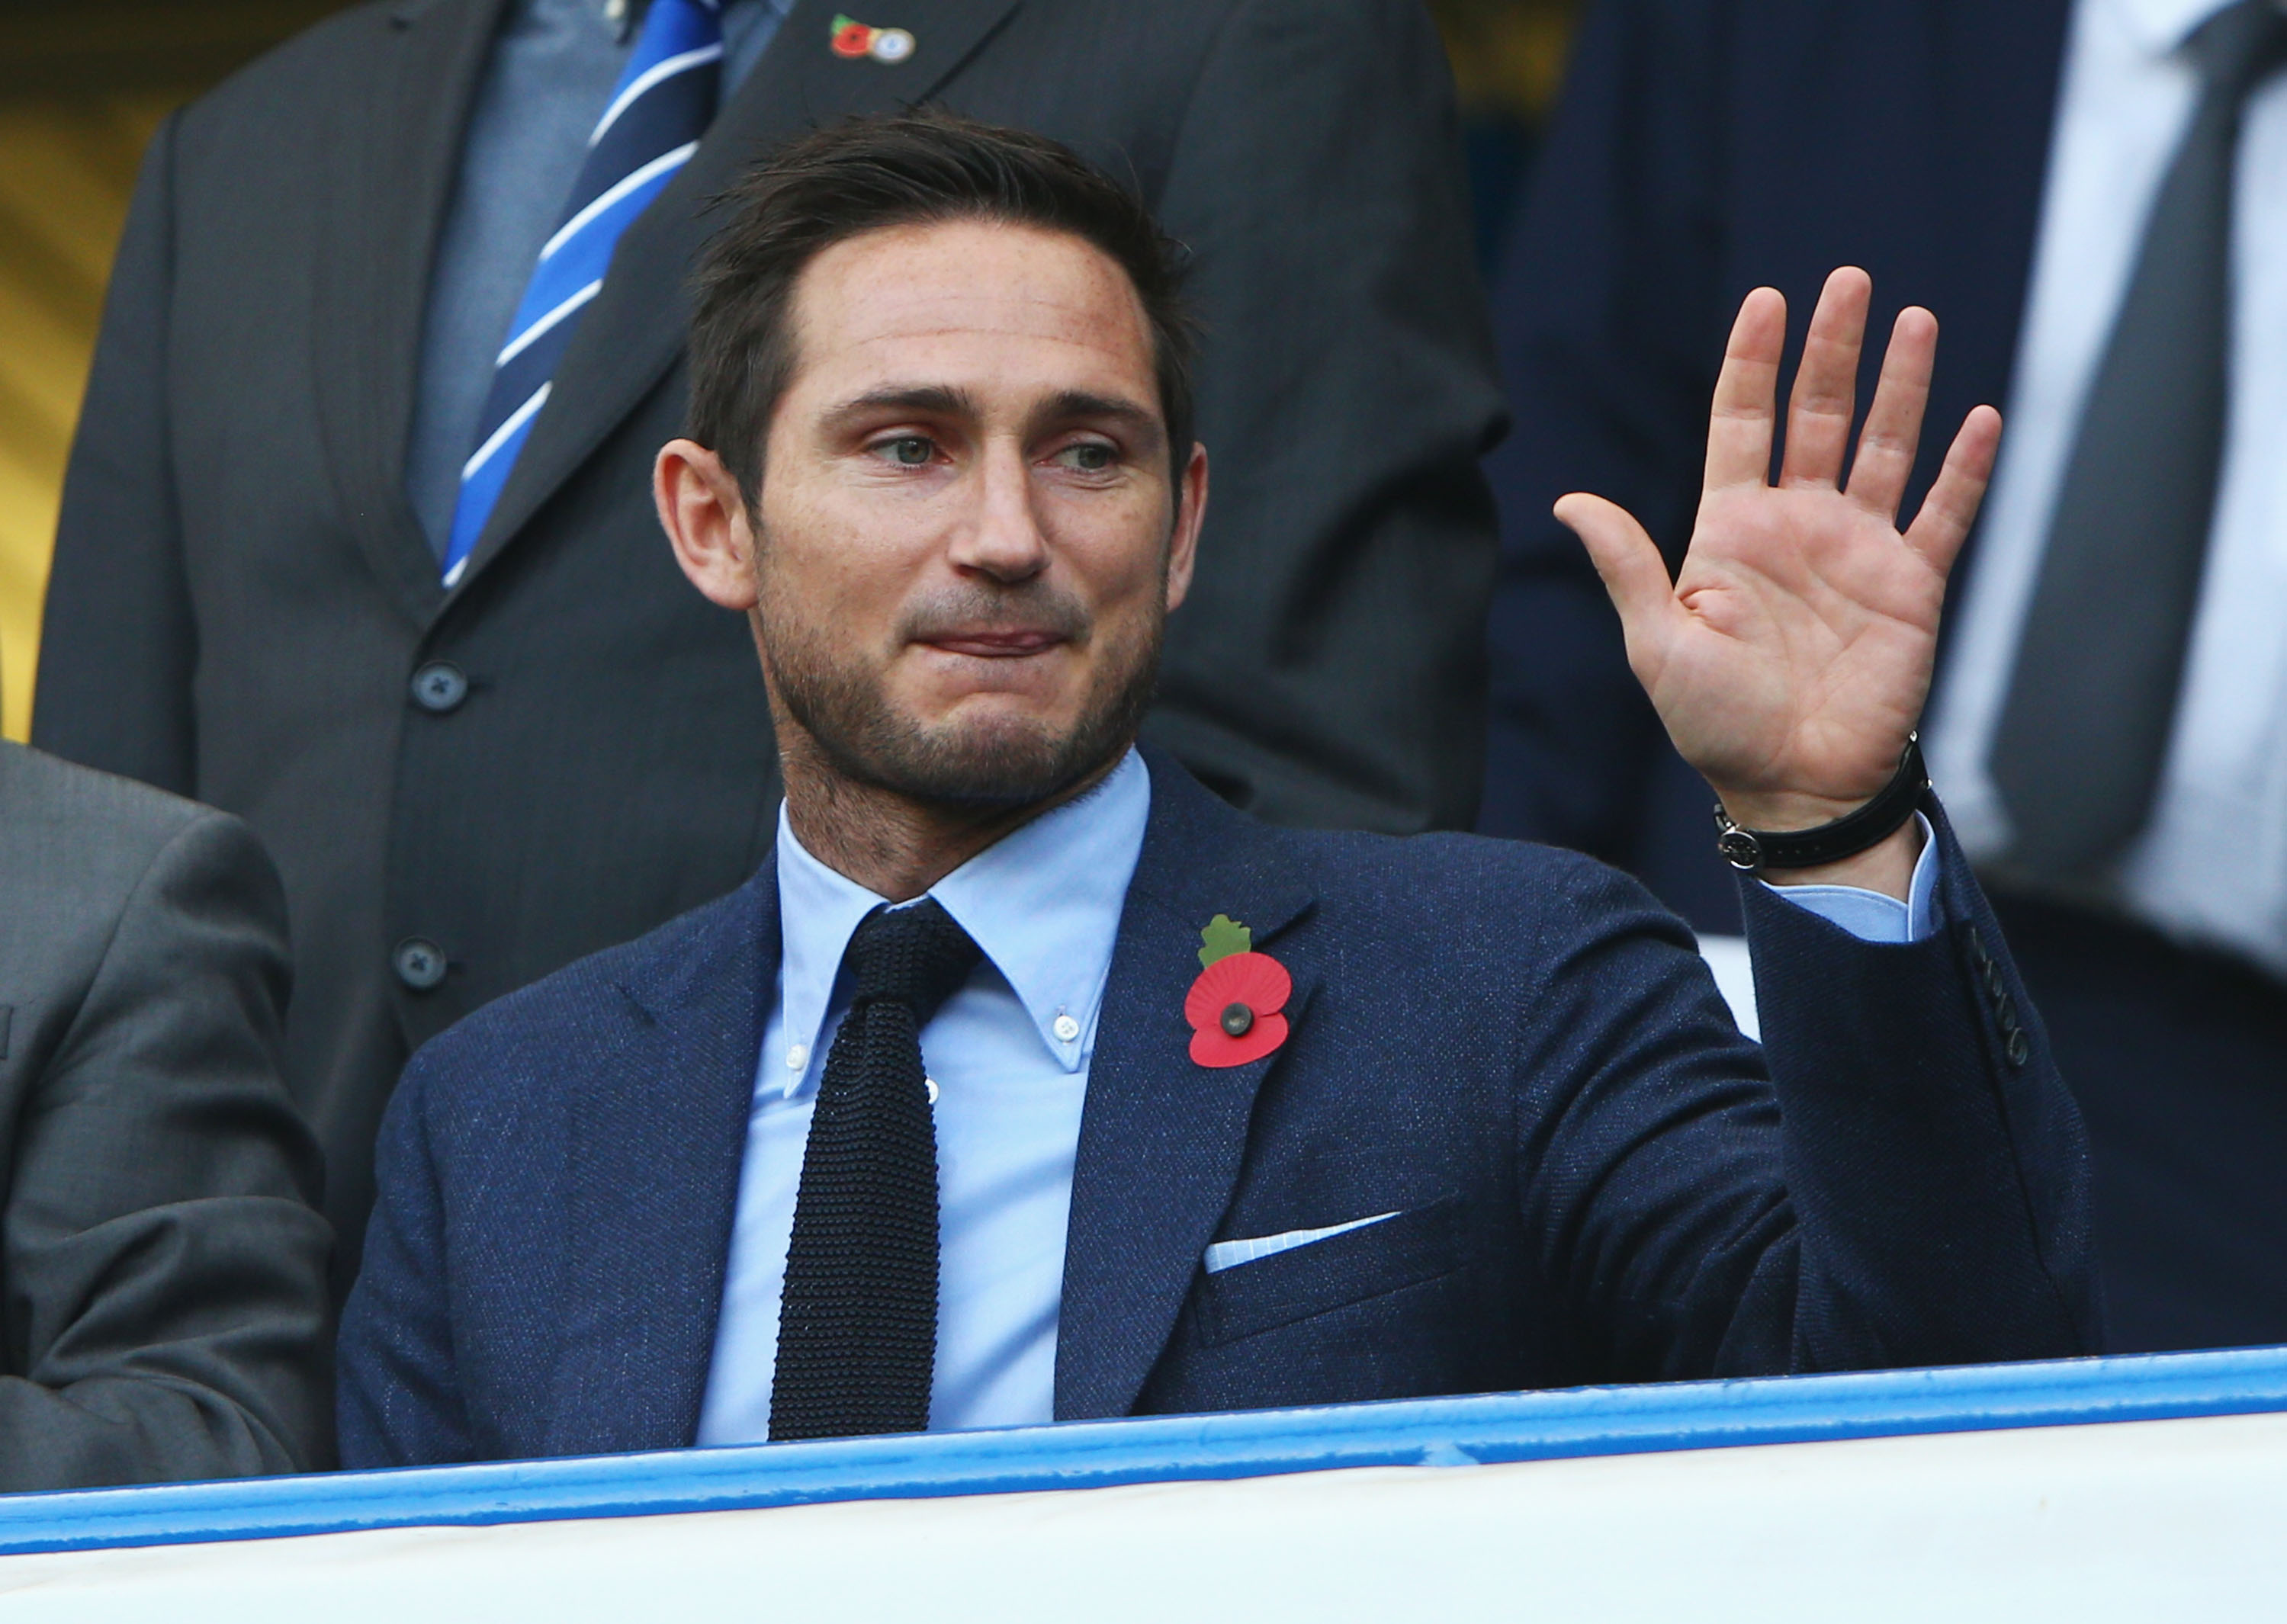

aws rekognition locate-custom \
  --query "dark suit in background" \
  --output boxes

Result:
[0,742,331,1488]
[33,0,1503,1290]
[339,757,2093,1467]
[1479,0,2287,1351]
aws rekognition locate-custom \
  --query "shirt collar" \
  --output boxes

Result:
[2109,0,2241,55]
[773,748,1152,1077]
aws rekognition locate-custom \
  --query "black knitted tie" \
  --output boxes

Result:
[769,898,981,1442]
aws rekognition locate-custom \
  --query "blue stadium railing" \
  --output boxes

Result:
[5,1345,2285,1558]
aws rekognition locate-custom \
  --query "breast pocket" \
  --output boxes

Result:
[1194,1194,1465,1347]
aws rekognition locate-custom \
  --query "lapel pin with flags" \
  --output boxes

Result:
[1184,914,1293,1068]
[830,14,917,63]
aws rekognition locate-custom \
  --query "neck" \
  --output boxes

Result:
[776,731,1127,901]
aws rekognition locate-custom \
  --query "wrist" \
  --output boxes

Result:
[1712,787,1879,832]
[1758,816,1923,900]
[1709,734,1928,882]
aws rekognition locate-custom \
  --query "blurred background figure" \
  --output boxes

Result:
[0,2,1579,740]
[0,740,332,1490]
[1483,0,2287,1353]
[9,0,1509,1295]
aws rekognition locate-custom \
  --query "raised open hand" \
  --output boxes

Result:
[1558,268,2002,862]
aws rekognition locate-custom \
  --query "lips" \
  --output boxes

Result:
[920,631,1068,657]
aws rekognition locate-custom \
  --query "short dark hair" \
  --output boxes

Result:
[686,109,1196,504]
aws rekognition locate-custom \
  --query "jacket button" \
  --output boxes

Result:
[410,661,469,713]
[2004,1028,2031,1068]
[393,937,448,991]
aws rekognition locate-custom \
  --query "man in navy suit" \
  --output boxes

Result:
[339,112,2093,1465]
[1482,0,2287,1353]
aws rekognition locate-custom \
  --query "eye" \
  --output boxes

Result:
[1055,441,1116,473]
[872,435,936,467]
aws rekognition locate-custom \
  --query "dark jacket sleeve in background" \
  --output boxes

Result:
[1476,0,1743,926]
[32,111,198,798]
[1,748,332,1488]
[1139,0,1508,834]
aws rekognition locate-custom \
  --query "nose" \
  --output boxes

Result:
[946,436,1050,584]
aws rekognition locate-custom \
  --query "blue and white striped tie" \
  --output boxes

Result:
[442,0,724,586]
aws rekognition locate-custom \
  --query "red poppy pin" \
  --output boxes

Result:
[1184,914,1292,1067]
[829,14,916,63]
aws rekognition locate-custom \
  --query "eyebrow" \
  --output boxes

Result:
[823,384,983,426]
[1036,390,1163,441]
[819,384,1164,444]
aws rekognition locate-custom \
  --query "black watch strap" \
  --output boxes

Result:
[1712,734,1929,874]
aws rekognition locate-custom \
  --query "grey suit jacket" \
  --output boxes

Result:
[0,743,332,1488]
[31,0,1503,1292]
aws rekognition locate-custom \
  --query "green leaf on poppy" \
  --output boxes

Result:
[1198,913,1252,968]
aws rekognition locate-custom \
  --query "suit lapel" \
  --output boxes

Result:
[451,0,1024,595]
[310,0,506,629]
[547,867,778,1456]
[1055,762,1320,1420]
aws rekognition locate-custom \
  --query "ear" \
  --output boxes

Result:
[1164,443,1208,613]
[654,439,760,611]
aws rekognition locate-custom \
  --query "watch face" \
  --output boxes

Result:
[1717,828,1763,873]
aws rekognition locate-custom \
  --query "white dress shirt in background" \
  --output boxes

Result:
[1928,0,2287,976]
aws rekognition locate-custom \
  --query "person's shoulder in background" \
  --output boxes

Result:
[0,740,333,1490]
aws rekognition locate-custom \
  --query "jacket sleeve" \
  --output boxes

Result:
[1736,804,2100,1369]
[1140,0,1507,836]
[336,1054,474,1469]
[1511,808,2097,1382]
[1478,0,1739,923]
[31,111,199,794]
[0,810,333,1490]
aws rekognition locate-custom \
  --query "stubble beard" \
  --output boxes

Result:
[759,576,1163,814]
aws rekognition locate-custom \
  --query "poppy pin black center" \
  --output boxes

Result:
[1219,1001,1254,1037]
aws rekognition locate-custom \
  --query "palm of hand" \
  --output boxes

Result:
[1652,483,1944,807]
[1559,269,2001,828]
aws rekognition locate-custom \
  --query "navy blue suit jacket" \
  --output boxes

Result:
[1479,0,2070,929]
[339,755,2096,1466]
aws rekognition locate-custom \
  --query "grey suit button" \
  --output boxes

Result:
[2004,1028,2031,1068]
[393,937,448,991]
[410,661,469,713]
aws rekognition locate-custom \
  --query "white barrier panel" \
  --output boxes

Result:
[1,1349,2282,1620]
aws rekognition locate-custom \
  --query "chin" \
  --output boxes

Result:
[776,626,1160,813]
[897,712,1096,807]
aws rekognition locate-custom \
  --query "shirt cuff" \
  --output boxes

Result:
[1756,813,1942,944]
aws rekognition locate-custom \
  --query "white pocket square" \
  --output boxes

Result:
[1203,1210,1401,1275]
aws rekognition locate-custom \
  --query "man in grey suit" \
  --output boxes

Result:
[32,0,1502,1295]
[0,742,332,1488]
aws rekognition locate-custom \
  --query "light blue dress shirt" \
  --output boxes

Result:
[695,747,1943,1443]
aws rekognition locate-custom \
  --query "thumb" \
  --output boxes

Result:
[1556,493,1680,647]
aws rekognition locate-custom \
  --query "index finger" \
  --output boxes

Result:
[1706,288,1788,492]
